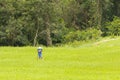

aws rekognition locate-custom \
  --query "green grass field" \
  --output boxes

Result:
[0,37,120,80]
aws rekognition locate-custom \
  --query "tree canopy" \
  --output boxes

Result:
[0,0,120,46]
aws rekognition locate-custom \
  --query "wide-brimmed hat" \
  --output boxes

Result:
[38,47,42,49]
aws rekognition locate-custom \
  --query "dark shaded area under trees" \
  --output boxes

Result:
[0,0,120,46]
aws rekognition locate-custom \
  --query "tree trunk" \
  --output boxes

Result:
[45,15,52,46]
[97,0,102,28]
[33,27,39,46]
[33,17,39,46]
[113,0,120,17]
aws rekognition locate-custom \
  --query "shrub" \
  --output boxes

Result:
[64,28,101,43]
[104,16,120,36]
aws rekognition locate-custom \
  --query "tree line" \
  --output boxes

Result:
[0,0,120,46]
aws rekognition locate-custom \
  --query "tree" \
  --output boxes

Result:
[0,0,120,46]
[112,0,120,17]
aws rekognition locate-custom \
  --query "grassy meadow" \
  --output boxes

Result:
[0,37,120,80]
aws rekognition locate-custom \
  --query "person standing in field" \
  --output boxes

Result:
[37,47,42,59]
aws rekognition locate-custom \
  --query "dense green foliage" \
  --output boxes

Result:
[103,17,120,36]
[0,0,120,46]
[64,28,101,42]
[0,37,120,80]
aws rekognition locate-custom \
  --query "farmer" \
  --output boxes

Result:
[37,47,42,59]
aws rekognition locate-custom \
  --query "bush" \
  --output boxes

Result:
[64,28,102,43]
[103,17,120,36]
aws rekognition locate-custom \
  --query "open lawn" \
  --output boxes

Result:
[0,37,120,80]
